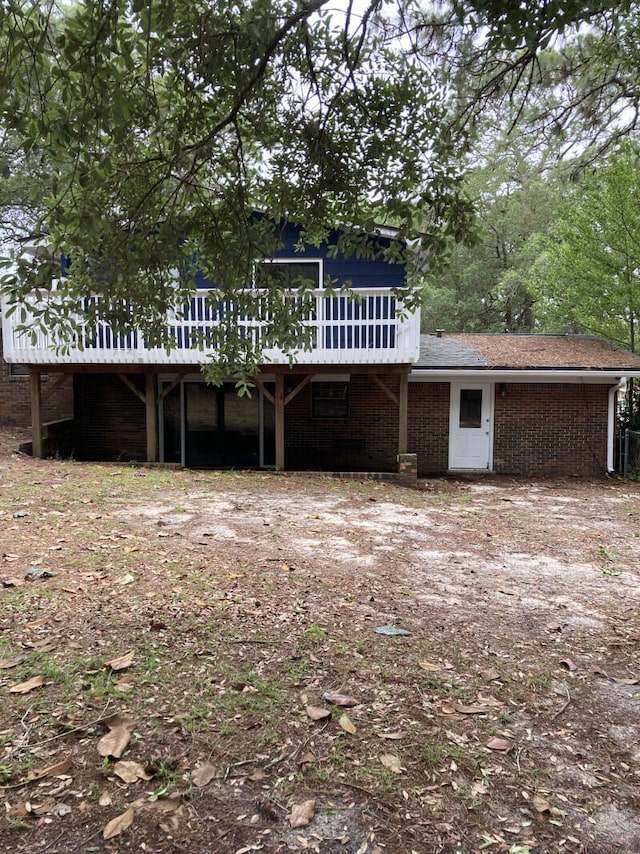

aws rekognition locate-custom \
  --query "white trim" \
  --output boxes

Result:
[607,382,622,473]
[410,370,639,383]
[448,381,494,471]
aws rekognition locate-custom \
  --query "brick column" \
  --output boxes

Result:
[397,453,417,488]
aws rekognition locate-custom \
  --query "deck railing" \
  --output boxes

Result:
[2,288,421,366]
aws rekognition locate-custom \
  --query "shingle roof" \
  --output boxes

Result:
[415,333,640,371]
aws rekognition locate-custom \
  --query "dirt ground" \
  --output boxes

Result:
[1,427,639,854]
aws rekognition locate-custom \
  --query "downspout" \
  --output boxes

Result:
[608,381,623,473]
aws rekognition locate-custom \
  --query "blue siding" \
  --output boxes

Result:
[194,221,405,290]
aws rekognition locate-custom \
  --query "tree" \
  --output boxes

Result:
[0,0,638,381]
[0,0,477,382]
[421,141,561,333]
[525,145,640,424]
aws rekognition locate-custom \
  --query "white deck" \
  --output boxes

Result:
[2,288,420,366]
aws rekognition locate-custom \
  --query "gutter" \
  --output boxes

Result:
[410,369,640,383]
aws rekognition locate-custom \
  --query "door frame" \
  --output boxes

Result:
[448,381,494,471]
[159,377,272,468]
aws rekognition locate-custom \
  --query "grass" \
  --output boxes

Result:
[0,457,639,854]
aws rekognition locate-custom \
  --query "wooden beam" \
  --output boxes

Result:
[398,370,409,455]
[275,373,285,471]
[117,373,146,404]
[284,375,312,406]
[158,372,188,403]
[30,370,43,459]
[41,373,71,405]
[145,373,158,463]
[253,378,275,405]
[372,374,398,406]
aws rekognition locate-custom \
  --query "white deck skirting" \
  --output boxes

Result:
[2,288,420,366]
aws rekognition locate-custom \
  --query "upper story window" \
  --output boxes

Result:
[255,259,321,290]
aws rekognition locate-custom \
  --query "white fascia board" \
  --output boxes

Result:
[409,369,640,384]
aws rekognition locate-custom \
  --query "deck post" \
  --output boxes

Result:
[275,373,285,471]
[145,373,158,463]
[30,369,43,459]
[398,370,409,455]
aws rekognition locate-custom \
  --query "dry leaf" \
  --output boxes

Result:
[9,675,45,694]
[33,754,72,779]
[297,751,316,766]
[249,768,268,781]
[103,806,135,840]
[191,762,217,788]
[321,691,359,707]
[613,676,639,685]
[99,791,113,806]
[289,799,316,828]
[0,654,26,669]
[418,660,441,672]
[485,737,514,753]
[379,754,403,773]
[439,701,457,715]
[533,794,551,813]
[454,703,492,715]
[26,617,49,628]
[98,725,132,759]
[113,760,152,783]
[306,705,331,721]
[105,650,135,671]
[376,731,403,740]
[339,713,356,734]
[560,658,577,672]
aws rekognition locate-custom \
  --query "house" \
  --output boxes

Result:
[3,222,640,479]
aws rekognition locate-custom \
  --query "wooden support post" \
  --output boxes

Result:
[275,373,285,471]
[145,373,158,463]
[398,370,409,455]
[30,370,43,459]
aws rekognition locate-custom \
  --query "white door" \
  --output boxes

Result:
[448,383,493,470]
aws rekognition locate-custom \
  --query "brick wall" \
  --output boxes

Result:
[0,343,74,429]
[73,374,147,461]
[407,382,450,476]
[284,375,398,471]
[493,383,611,476]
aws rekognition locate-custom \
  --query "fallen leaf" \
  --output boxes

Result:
[113,760,152,783]
[191,762,217,788]
[533,794,551,813]
[485,737,514,753]
[560,658,577,672]
[33,754,72,779]
[339,713,356,734]
[322,692,359,707]
[297,751,316,766]
[31,798,56,816]
[119,574,135,585]
[306,705,331,721]
[418,660,441,672]
[374,625,412,636]
[103,806,135,840]
[26,617,49,628]
[379,754,403,773]
[9,675,45,694]
[99,791,113,806]
[0,654,27,669]
[613,676,639,685]
[376,731,403,740]
[97,717,134,759]
[105,650,135,671]
[455,702,498,715]
[289,799,316,828]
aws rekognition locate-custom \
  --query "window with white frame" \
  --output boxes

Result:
[255,259,321,290]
